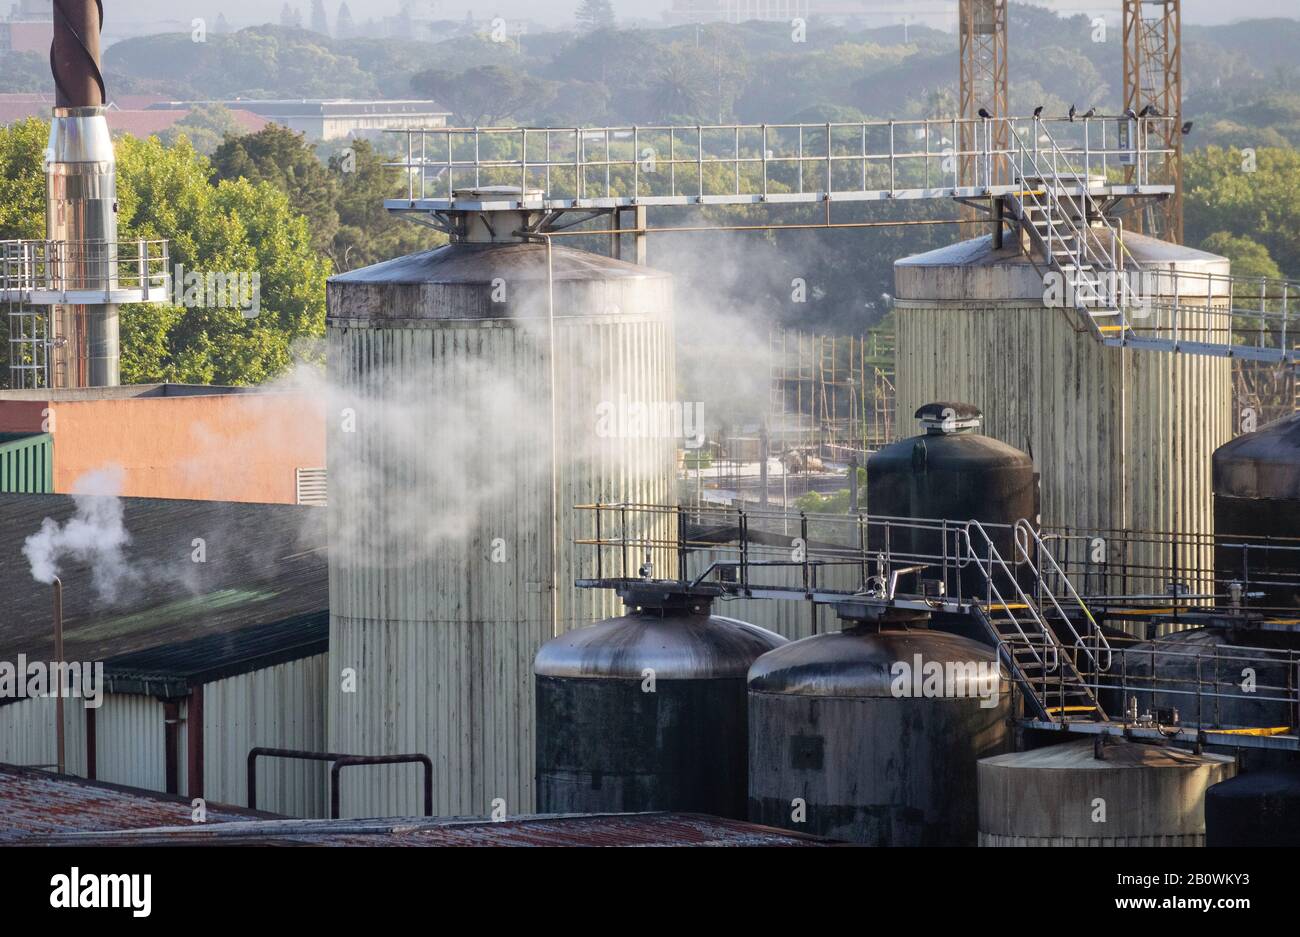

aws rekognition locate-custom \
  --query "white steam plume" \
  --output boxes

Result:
[22,466,138,603]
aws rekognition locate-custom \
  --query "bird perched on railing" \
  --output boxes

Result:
[1033,105,1044,118]
[978,107,992,119]
[1139,104,1161,118]
[1124,107,1138,120]
[1181,121,1194,135]
[1068,104,1077,122]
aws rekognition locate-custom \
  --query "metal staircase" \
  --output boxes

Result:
[963,519,1109,723]
[1006,121,1299,364]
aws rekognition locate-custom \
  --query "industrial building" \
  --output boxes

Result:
[143,99,451,142]
[1,0,1298,855]
[0,493,329,817]
[0,385,326,503]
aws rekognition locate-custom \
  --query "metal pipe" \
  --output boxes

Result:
[51,0,104,108]
[52,577,64,774]
[331,755,434,819]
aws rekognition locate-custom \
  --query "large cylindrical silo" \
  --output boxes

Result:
[534,585,786,819]
[326,192,677,817]
[747,606,1012,845]
[894,233,1232,600]
[978,738,1236,846]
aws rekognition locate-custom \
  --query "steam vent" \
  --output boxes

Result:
[894,233,1232,597]
[325,191,677,817]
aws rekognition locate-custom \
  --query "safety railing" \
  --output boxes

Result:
[386,116,1177,208]
[247,747,433,819]
[1040,522,1300,616]
[0,238,170,300]
[1016,519,1112,673]
[963,519,1061,677]
[574,500,1021,607]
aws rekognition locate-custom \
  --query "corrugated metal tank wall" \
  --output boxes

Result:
[326,242,677,818]
[895,234,1231,606]
[202,654,328,817]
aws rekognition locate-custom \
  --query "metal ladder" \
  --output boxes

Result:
[963,520,1109,723]
[1006,124,1141,346]
[1005,122,1299,363]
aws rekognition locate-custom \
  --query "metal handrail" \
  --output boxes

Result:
[1015,519,1112,672]
[0,238,170,296]
[962,519,1059,674]
[387,116,1176,206]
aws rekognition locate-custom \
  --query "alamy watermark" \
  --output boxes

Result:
[0,656,104,709]
[889,654,1001,708]
[1043,269,1161,318]
[595,396,705,448]
[172,263,260,319]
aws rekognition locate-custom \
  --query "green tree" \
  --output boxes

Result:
[575,0,616,32]
[210,123,341,254]
[1199,232,1283,280]
[1184,146,1300,278]
[0,121,329,387]
[411,66,552,125]
[159,104,249,156]
[328,138,438,271]
[0,117,47,240]
[116,134,329,385]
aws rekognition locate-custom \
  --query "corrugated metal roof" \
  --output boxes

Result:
[101,611,328,695]
[0,764,266,843]
[24,813,830,847]
[0,493,327,684]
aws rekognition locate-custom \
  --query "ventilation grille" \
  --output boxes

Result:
[295,467,327,506]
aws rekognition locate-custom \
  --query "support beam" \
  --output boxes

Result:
[187,684,204,800]
[1123,0,1182,243]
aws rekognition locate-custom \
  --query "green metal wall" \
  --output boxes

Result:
[0,432,53,493]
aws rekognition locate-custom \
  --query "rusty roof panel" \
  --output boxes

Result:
[24,812,830,847]
[0,764,266,842]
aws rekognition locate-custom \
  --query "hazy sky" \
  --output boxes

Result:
[107,0,1300,31]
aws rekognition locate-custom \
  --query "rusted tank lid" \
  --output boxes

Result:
[915,401,982,435]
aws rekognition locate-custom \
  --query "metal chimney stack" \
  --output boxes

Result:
[47,0,119,387]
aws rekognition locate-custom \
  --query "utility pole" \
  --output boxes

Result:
[1124,0,1183,243]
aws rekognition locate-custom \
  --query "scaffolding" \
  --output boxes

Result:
[768,327,897,461]
[1123,0,1183,242]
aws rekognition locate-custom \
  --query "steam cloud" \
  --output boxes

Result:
[22,466,138,603]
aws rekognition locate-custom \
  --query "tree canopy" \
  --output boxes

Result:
[0,120,329,387]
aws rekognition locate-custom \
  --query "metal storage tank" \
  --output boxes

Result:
[326,189,677,818]
[1213,412,1300,611]
[867,401,1037,598]
[978,738,1236,846]
[1205,765,1300,847]
[895,233,1232,600]
[748,605,1012,845]
[534,584,786,819]
[1106,626,1298,731]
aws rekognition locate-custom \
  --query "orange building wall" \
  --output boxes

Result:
[0,393,325,504]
